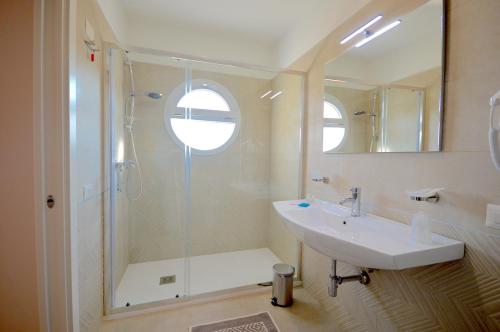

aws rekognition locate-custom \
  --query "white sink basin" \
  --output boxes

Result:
[273,200,464,270]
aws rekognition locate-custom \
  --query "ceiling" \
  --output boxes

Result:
[97,0,370,68]
[121,0,337,45]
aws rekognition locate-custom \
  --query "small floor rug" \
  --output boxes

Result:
[190,312,280,332]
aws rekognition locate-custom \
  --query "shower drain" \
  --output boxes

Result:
[159,275,176,285]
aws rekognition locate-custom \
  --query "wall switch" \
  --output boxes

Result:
[486,204,500,230]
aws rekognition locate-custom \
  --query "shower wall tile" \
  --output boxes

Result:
[303,0,500,330]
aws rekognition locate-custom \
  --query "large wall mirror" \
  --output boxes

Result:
[323,0,445,153]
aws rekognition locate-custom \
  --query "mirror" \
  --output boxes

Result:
[323,0,444,153]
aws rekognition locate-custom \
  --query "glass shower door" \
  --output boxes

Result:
[105,47,304,313]
[106,49,191,310]
[184,61,303,297]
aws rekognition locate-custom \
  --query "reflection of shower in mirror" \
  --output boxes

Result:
[353,93,378,152]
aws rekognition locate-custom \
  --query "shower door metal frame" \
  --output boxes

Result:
[103,45,119,314]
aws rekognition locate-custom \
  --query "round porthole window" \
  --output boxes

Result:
[323,95,347,152]
[165,79,240,154]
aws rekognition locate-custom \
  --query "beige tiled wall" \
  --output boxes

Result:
[302,0,500,330]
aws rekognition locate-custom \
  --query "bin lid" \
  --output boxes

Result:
[273,263,295,276]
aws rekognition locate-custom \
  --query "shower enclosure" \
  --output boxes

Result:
[104,46,304,313]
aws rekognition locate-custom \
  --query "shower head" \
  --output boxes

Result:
[354,110,376,117]
[145,91,163,99]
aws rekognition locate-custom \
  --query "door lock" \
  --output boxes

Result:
[46,195,55,209]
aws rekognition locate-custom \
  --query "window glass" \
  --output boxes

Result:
[177,88,230,112]
[166,81,240,153]
[322,99,346,152]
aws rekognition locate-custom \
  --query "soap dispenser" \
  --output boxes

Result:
[411,211,432,245]
[406,188,443,245]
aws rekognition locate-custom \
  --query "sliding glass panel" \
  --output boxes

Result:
[186,61,303,296]
[106,49,190,309]
[268,73,304,270]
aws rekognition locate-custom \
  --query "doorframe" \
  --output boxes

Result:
[35,0,79,331]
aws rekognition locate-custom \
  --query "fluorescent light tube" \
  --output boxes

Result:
[260,90,273,99]
[340,15,383,45]
[355,20,401,48]
[324,79,346,83]
[270,91,283,100]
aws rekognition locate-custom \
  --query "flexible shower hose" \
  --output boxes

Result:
[124,60,144,201]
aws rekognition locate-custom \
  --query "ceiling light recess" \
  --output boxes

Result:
[355,20,402,48]
[340,15,382,45]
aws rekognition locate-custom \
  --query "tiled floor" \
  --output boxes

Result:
[101,288,338,332]
[115,248,281,307]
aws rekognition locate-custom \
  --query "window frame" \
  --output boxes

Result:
[323,94,348,152]
[164,79,241,155]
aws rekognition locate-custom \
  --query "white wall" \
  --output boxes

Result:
[96,0,128,42]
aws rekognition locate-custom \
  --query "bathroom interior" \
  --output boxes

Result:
[2,0,500,331]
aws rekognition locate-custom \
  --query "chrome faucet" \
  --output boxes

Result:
[339,187,361,217]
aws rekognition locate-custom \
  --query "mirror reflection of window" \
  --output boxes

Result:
[323,98,347,152]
